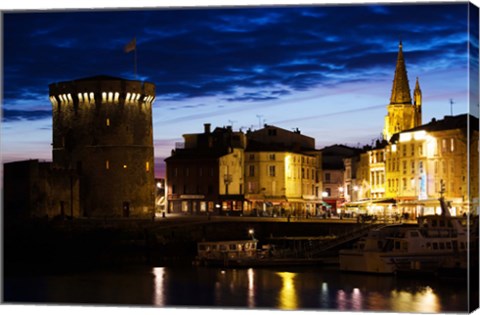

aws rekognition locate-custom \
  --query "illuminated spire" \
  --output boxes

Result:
[390,41,412,105]
[414,76,422,106]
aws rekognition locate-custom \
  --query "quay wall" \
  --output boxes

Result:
[4,218,371,271]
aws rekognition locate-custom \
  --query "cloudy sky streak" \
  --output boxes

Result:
[2,1,478,177]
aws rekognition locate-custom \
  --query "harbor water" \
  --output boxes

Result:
[3,265,471,312]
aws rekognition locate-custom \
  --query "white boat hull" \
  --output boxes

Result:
[340,250,465,274]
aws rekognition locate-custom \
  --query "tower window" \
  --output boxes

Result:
[106,118,110,126]
[146,161,150,172]
[106,160,110,170]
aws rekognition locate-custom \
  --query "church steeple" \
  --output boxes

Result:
[389,41,412,105]
[383,41,420,141]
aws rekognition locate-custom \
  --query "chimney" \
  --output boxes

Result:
[204,123,211,134]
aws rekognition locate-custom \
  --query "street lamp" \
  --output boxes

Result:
[248,228,255,240]
[322,191,329,198]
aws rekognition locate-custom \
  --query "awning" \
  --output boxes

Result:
[344,200,371,206]
[372,198,397,205]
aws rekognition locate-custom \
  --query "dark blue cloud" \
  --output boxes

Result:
[2,3,470,113]
[2,108,52,122]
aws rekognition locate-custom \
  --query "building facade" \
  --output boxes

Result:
[165,124,247,215]
[386,114,479,217]
[165,124,322,216]
[320,145,362,212]
[3,160,80,220]
[244,125,322,217]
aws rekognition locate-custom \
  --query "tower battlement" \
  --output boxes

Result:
[49,75,155,107]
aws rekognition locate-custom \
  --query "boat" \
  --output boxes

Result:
[194,239,260,266]
[194,238,337,267]
[339,197,475,275]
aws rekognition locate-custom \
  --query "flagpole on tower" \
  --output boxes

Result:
[124,37,137,79]
[134,43,137,79]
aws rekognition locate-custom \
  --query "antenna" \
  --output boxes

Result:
[449,99,454,116]
[256,115,263,128]
[228,120,237,129]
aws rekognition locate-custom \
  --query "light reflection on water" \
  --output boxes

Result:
[149,266,465,312]
[152,267,165,306]
[276,272,298,310]
[247,268,255,308]
[390,286,440,313]
[5,266,468,312]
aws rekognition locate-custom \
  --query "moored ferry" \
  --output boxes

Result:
[339,197,475,274]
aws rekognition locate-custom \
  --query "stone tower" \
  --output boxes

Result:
[49,76,156,218]
[383,42,422,141]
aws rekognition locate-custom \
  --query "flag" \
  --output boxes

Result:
[124,37,136,53]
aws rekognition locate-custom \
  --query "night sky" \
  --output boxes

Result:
[2,1,479,178]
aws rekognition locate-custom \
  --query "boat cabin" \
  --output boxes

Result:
[197,240,258,260]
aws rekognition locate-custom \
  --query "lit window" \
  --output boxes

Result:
[146,161,150,172]
[249,165,255,177]
[106,118,110,126]
[108,92,113,102]
[102,92,107,102]
[106,160,110,170]
[123,164,128,169]
[442,139,447,152]
[450,138,455,152]
[269,165,276,177]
